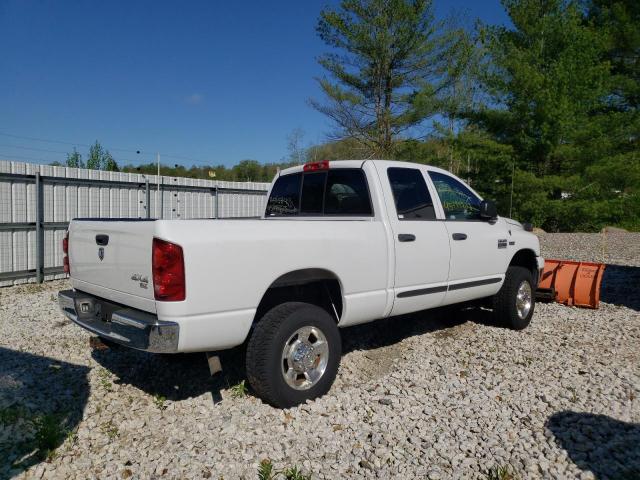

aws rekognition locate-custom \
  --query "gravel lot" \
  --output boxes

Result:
[1,233,638,479]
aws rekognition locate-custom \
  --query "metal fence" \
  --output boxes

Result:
[0,160,270,286]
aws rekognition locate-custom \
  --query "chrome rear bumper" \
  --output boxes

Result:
[58,289,179,353]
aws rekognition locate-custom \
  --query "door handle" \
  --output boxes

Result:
[95,234,109,246]
[398,234,416,242]
[452,233,467,241]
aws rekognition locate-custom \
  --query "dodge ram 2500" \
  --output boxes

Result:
[58,160,543,407]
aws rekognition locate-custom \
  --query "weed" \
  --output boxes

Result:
[230,380,248,399]
[33,413,68,460]
[153,394,167,411]
[101,420,119,440]
[0,405,27,425]
[258,459,275,480]
[64,429,78,449]
[283,466,311,480]
[568,387,578,403]
[484,464,519,480]
[257,459,311,480]
[96,368,113,392]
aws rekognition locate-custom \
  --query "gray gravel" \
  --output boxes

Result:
[1,233,639,479]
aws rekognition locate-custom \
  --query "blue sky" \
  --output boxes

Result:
[0,1,509,168]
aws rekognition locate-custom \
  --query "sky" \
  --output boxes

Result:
[0,1,510,168]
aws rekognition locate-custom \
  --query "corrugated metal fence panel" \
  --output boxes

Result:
[0,160,270,286]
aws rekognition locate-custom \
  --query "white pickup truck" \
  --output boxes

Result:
[59,160,543,407]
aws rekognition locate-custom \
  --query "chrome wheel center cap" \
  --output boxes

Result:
[291,343,315,371]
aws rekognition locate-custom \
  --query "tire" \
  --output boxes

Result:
[492,266,535,330]
[245,302,341,408]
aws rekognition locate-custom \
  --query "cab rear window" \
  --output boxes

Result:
[265,169,372,217]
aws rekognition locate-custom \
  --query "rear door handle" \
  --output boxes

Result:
[398,234,416,242]
[452,233,467,241]
[95,234,109,246]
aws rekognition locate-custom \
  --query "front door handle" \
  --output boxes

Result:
[452,233,467,241]
[398,234,416,242]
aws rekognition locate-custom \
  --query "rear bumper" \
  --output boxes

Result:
[58,289,179,353]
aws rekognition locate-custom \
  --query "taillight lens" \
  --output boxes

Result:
[63,231,70,274]
[152,238,185,301]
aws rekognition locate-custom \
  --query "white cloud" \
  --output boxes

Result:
[185,93,204,105]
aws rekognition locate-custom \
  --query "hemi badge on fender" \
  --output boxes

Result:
[498,239,508,249]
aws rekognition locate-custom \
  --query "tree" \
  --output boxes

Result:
[86,141,105,170]
[286,128,307,164]
[104,151,119,172]
[311,0,464,157]
[65,148,84,168]
[84,141,118,171]
[471,0,611,176]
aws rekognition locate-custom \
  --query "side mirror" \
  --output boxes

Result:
[480,200,498,221]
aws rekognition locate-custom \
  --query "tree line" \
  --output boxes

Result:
[308,0,639,232]
[54,0,638,231]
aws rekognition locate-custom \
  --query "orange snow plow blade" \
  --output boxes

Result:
[537,259,606,309]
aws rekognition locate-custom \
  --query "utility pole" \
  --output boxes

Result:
[509,160,515,218]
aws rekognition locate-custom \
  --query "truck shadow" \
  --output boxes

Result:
[546,411,640,479]
[91,346,246,404]
[0,347,90,478]
[600,264,640,311]
[91,306,468,405]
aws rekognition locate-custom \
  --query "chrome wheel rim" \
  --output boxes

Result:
[281,326,329,391]
[516,280,533,319]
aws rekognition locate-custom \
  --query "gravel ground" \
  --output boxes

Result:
[1,233,639,479]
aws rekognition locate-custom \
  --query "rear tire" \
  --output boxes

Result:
[492,266,535,330]
[245,302,341,408]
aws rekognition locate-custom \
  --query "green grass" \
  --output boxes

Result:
[153,394,167,411]
[484,465,519,480]
[257,459,311,480]
[2,406,72,465]
[96,368,113,392]
[101,420,119,440]
[0,405,28,425]
[230,380,248,398]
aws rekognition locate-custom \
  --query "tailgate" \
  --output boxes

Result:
[69,220,157,305]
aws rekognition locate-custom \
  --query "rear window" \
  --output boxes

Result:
[265,169,372,217]
[324,169,372,215]
[300,172,326,214]
[265,173,301,216]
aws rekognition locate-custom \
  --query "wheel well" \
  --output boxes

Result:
[509,249,539,285]
[254,269,343,325]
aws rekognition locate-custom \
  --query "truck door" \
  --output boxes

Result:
[427,170,508,305]
[375,165,451,316]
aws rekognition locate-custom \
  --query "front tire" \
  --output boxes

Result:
[245,302,341,408]
[492,266,535,330]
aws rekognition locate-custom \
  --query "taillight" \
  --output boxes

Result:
[303,160,329,172]
[152,238,185,301]
[63,231,70,274]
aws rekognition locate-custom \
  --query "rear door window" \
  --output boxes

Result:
[265,173,301,216]
[387,167,436,220]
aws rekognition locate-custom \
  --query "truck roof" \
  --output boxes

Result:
[279,159,451,176]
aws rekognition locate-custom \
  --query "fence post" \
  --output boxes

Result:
[35,172,44,283]
[214,186,219,219]
[145,179,150,219]
[159,177,163,219]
